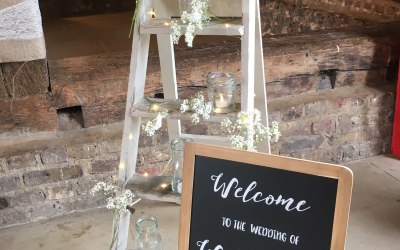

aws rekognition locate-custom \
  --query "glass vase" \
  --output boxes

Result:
[170,138,192,193]
[207,72,237,114]
[179,0,192,13]
[135,216,163,250]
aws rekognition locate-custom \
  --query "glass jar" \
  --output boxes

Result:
[135,216,163,250]
[170,138,192,193]
[207,72,237,113]
[179,0,191,13]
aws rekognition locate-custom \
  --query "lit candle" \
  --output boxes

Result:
[150,103,160,111]
[215,94,229,108]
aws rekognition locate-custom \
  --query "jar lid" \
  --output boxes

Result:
[135,215,158,233]
[207,72,236,86]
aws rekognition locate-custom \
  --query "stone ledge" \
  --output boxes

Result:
[0,122,123,158]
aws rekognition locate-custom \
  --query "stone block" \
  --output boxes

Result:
[359,141,384,157]
[62,195,105,212]
[301,149,334,163]
[62,166,84,180]
[369,92,395,108]
[47,182,75,200]
[12,189,47,205]
[336,129,369,145]
[40,147,68,165]
[0,197,10,210]
[337,115,353,133]
[75,179,100,195]
[90,159,119,174]
[66,144,97,159]
[349,97,366,109]
[0,159,5,173]
[95,139,122,155]
[304,100,328,117]
[268,111,281,123]
[0,208,27,226]
[0,175,21,194]
[328,97,350,110]
[311,118,336,135]
[6,153,36,170]
[342,144,360,160]
[281,105,304,121]
[23,169,62,186]
[23,166,82,187]
[26,202,66,221]
[280,135,324,154]
[283,120,312,136]
[368,124,393,139]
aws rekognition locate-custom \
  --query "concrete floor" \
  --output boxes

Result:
[0,154,399,250]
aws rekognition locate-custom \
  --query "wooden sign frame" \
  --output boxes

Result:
[179,143,353,250]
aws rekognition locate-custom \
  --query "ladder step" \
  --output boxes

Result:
[140,18,244,36]
[131,97,239,122]
[180,134,231,147]
[126,175,181,204]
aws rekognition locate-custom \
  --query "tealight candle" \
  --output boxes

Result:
[215,94,229,108]
[207,72,237,113]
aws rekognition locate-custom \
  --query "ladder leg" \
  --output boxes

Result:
[157,34,181,140]
[241,0,256,149]
[117,24,151,250]
[254,0,271,154]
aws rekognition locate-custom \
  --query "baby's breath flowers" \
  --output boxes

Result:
[180,92,213,123]
[91,182,141,250]
[171,0,211,47]
[142,111,168,136]
[221,109,281,151]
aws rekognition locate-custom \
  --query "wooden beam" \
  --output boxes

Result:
[0,59,49,99]
[281,0,400,22]
[0,94,57,133]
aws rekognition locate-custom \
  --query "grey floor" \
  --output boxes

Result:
[1,154,399,250]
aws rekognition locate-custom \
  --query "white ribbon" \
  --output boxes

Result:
[0,0,46,62]
[0,0,43,40]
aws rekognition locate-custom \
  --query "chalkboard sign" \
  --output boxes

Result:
[179,144,353,250]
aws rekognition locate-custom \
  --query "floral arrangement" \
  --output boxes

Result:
[91,182,141,250]
[180,92,213,123]
[142,111,168,136]
[171,0,211,47]
[221,109,281,151]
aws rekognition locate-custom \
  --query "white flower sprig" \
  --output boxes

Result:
[171,0,211,47]
[91,182,141,250]
[142,111,168,136]
[221,109,281,151]
[180,92,213,123]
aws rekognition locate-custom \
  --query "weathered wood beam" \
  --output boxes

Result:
[0,59,49,99]
[44,23,399,130]
[0,94,58,133]
[280,0,400,22]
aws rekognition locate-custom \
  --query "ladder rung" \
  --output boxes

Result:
[140,18,244,36]
[131,97,238,122]
[180,133,231,147]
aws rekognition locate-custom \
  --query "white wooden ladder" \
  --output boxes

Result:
[116,1,270,249]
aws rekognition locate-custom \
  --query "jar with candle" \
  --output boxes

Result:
[207,72,237,113]
[169,138,192,194]
[134,215,163,250]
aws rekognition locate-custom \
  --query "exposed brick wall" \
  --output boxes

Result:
[0,139,121,227]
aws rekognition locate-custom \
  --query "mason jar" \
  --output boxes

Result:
[135,216,163,250]
[207,72,237,113]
